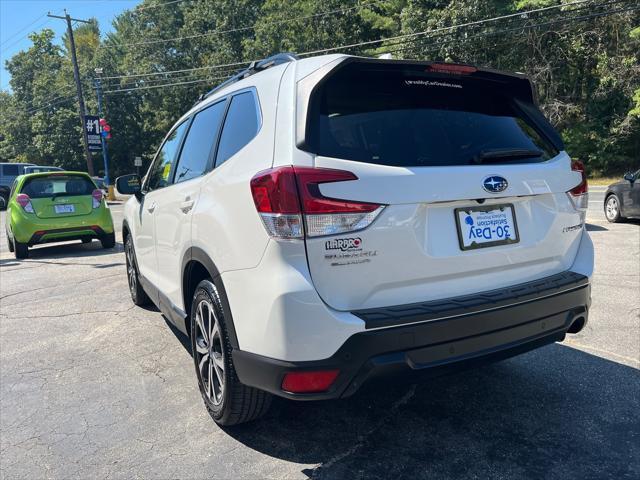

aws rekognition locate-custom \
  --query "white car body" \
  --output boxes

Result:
[121,54,593,412]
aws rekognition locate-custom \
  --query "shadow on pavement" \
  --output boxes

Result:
[224,344,639,479]
[0,240,123,268]
[586,223,608,231]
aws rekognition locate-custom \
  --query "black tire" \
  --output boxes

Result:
[14,239,28,259]
[190,279,272,426]
[100,231,116,249]
[604,194,623,223]
[81,237,92,244]
[0,194,7,211]
[124,235,151,306]
[7,234,15,253]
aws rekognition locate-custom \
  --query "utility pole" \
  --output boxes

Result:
[93,70,109,186]
[47,10,94,176]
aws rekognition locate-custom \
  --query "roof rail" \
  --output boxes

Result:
[197,53,298,104]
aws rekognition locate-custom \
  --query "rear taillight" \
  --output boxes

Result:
[16,194,34,213]
[92,189,103,209]
[250,166,384,239]
[567,160,588,211]
[281,370,340,393]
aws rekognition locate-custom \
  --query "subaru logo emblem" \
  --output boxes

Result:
[483,175,508,194]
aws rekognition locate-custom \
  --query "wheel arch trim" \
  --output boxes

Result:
[181,247,239,349]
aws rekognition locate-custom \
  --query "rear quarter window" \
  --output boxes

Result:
[306,63,558,167]
[215,91,260,168]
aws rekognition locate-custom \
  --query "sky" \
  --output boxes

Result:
[0,0,140,90]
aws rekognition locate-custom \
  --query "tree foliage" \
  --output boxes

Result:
[0,0,638,177]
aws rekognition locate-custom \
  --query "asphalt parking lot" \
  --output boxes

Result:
[1,186,638,479]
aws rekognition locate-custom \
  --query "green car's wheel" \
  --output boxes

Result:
[7,234,15,253]
[14,239,28,259]
[101,232,116,249]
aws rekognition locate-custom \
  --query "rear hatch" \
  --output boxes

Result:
[21,174,95,218]
[297,59,587,312]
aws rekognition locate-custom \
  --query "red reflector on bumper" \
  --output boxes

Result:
[281,370,340,393]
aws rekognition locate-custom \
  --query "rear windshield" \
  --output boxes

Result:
[21,175,95,198]
[306,64,558,167]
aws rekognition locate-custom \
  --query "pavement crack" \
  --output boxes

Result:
[309,384,418,479]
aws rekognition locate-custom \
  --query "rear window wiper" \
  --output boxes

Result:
[472,148,543,164]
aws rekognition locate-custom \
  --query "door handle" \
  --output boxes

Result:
[180,199,194,214]
[146,202,156,213]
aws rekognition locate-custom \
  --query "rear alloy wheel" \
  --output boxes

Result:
[14,239,28,259]
[124,235,150,306]
[605,194,622,223]
[191,279,271,426]
[100,232,116,249]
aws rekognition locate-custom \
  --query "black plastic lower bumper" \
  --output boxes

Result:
[28,225,108,246]
[232,271,590,401]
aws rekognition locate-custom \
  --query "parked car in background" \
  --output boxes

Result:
[5,171,115,259]
[604,169,640,222]
[23,166,64,174]
[117,54,593,426]
[0,185,10,210]
[0,163,35,209]
[92,176,109,195]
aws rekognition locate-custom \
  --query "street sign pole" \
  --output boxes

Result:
[94,77,110,186]
[134,156,142,177]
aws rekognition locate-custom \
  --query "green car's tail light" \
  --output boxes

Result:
[16,194,34,213]
[92,189,103,209]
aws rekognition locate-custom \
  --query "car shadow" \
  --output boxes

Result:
[219,344,639,479]
[0,240,124,268]
[586,223,608,231]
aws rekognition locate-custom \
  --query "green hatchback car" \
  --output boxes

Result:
[5,172,115,259]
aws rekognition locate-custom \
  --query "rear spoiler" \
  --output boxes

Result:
[296,56,564,151]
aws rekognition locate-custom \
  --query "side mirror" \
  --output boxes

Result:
[623,172,635,183]
[115,174,143,200]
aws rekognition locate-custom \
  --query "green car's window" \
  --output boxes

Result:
[146,120,189,192]
[21,175,95,198]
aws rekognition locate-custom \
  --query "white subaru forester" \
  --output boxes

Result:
[117,54,594,425]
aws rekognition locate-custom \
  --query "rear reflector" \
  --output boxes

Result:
[568,160,588,211]
[281,370,340,394]
[250,166,384,239]
[16,193,34,213]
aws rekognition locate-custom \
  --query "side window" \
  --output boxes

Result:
[215,91,260,168]
[174,100,227,184]
[146,121,189,191]
[3,164,19,176]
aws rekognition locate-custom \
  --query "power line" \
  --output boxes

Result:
[134,0,193,12]
[18,0,636,107]
[96,0,602,81]
[373,1,638,57]
[100,1,637,96]
[25,94,77,115]
[0,14,47,47]
[99,60,249,81]
[299,0,602,56]
[101,0,384,49]
[379,5,640,61]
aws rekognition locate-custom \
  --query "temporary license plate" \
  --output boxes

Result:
[455,204,519,251]
[54,204,75,214]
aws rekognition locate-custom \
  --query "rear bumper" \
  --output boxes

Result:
[233,271,590,400]
[27,225,111,246]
